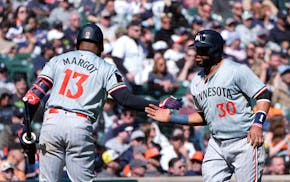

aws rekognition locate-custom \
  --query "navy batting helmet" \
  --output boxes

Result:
[189,29,224,61]
[76,23,104,52]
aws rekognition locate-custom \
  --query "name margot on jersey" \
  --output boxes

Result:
[196,87,233,101]
[63,57,98,73]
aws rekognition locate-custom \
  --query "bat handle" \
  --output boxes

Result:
[23,97,32,139]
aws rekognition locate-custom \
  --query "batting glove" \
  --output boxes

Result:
[159,96,183,110]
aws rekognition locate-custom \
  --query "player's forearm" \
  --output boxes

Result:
[110,87,159,110]
[168,112,205,126]
[255,100,271,113]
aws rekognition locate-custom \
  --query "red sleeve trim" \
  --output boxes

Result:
[253,87,267,99]
[108,85,127,94]
[38,75,53,84]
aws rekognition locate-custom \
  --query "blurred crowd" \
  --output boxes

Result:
[0,0,289,180]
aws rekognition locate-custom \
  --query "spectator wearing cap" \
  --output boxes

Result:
[105,123,133,154]
[97,149,121,178]
[269,10,290,46]
[47,23,66,55]
[129,159,147,177]
[144,146,163,177]
[186,151,203,176]
[236,10,262,48]
[0,160,19,181]
[32,41,55,76]
[130,130,146,147]
[167,157,186,176]
[221,18,237,41]
[224,31,247,63]
[152,40,168,56]
[121,144,147,177]
[140,9,155,30]
[272,65,290,114]
[210,20,223,33]
[63,12,81,49]
[163,32,186,64]
[96,10,118,42]
[191,15,204,36]
[255,28,282,54]
[118,130,146,169]
[111,20,146,94]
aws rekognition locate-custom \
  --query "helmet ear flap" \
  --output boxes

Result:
[208,37,224,61]
[208,44,223,60]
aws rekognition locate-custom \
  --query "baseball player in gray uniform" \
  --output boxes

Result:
[145,30,271,182]
[21,23,182,182]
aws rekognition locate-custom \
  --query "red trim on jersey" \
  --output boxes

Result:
[253,87,267,99]
[38,75,53,84]
[253,147,258,182]
[108,85,127,94]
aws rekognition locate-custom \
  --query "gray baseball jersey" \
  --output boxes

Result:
[40,50,126,121]
[190,59,267,140]
[38,50,126,182]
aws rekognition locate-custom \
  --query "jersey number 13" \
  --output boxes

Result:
[59,69,89,99]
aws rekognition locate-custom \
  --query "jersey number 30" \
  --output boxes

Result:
[59,69,89,99]
[216,101,237,118]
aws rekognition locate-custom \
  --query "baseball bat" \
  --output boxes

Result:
[22,97,37,164]
[23,97,32,139]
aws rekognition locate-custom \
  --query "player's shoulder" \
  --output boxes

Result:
[51,50,78,60]
[223,59,248,70]
[114,35,132,45]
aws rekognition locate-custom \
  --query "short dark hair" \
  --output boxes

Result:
[127,20,141,28]
[168,157,180,168]
[13,72,27,83]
